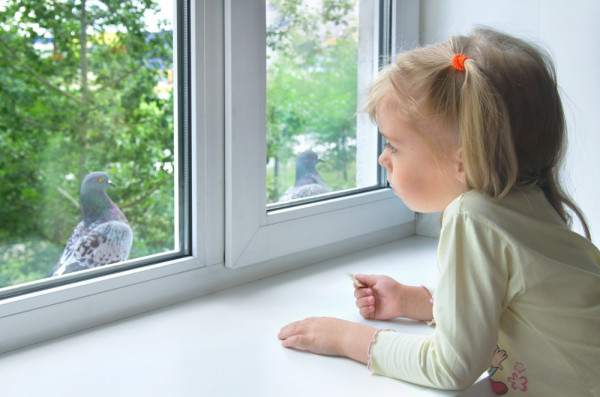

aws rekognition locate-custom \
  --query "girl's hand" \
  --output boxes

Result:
[278,317,376,363]
[353,274,433,321]
[353,275,404,320]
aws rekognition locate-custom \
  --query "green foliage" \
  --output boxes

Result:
[266,0,358,202]
[0,0,175,287]
[0,0,362,288]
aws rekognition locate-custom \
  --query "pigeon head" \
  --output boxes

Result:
[295,150,324,181]
[80,171,124,225]
[81,171,116,195]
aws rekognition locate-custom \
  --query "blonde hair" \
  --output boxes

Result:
[367,27,590,239]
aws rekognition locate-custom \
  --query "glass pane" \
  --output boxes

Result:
[0,0,180,290]
[266,0,380,206]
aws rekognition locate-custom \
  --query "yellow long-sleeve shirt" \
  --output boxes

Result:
[369,188,600,395]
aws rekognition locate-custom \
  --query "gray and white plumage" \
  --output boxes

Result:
[49,171,133,277]
[279,150,330,202]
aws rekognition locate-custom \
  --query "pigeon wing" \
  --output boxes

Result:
[87,220,133,266]
[50,220,133,277]
[279,183,331,202]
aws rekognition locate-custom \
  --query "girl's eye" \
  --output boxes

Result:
[385,142,397,153]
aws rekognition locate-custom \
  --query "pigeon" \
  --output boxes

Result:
[49,171,133,277]
[279,150,331,202]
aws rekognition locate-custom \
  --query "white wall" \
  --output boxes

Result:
[417,0,600,246]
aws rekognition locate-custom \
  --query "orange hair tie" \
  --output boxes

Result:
[452,54,469,71]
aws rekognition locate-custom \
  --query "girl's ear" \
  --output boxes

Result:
[454,147,467,184]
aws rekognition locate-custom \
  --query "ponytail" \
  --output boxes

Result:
[459,57,518,198]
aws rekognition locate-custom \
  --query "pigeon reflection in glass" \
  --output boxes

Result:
[279,150,330,202]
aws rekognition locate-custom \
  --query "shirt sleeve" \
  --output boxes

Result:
[369,209,513,390]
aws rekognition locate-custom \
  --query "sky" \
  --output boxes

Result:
[0,0,175,32]
[145,0,174,32]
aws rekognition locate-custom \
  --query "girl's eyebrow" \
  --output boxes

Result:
[379,131,391,143]
[379,130,399,144]
[378,127,391,140]
[379,130,391,141]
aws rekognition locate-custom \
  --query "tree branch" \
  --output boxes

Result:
[96,63,143,93]
[0,35,83,105]
[18,116,62,131]
[121,177,171,210]
[56,186,81,209]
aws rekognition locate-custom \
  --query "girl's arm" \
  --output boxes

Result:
[278,317,377,363]
[278,276,434,362]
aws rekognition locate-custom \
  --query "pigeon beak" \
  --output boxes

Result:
[317,159,324,163]
[108,180,117,188]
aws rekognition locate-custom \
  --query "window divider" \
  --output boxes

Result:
[224,0,415,270]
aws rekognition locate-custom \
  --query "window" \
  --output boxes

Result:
[266,0,378,206]
[225,0,413,269]
[0,0,218,353]
[0,0,191,298]
[0,0,415,353]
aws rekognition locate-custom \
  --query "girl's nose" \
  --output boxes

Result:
[378,151,389,169]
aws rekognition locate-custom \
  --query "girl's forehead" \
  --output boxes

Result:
[376,94,418,127]
[376,97,421,145]
[377,92,460,149]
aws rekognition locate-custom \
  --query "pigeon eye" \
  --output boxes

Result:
[308,155,313,159]
[98,177,104,183]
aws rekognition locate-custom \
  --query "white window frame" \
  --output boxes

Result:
[224,0,415,269]
[0,0,420,354]
[0,0,223,353]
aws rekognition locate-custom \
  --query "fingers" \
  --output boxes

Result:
[356,297,376,319]
[278,319,318,352]
[354,294,375,309]
[353,285,371,298]
[280,334,310,350]
[359,306,375,319]
[278,317,347,356]
[353,285,375,316]
[278,320,303,340]
[353,273,375,287]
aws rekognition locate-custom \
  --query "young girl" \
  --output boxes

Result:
[278,27,600,395]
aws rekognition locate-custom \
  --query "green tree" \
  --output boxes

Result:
[266,0,358,201]
[304,38,357,186]
[0,0,175,287]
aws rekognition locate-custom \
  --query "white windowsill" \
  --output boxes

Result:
[0,236,457,396]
